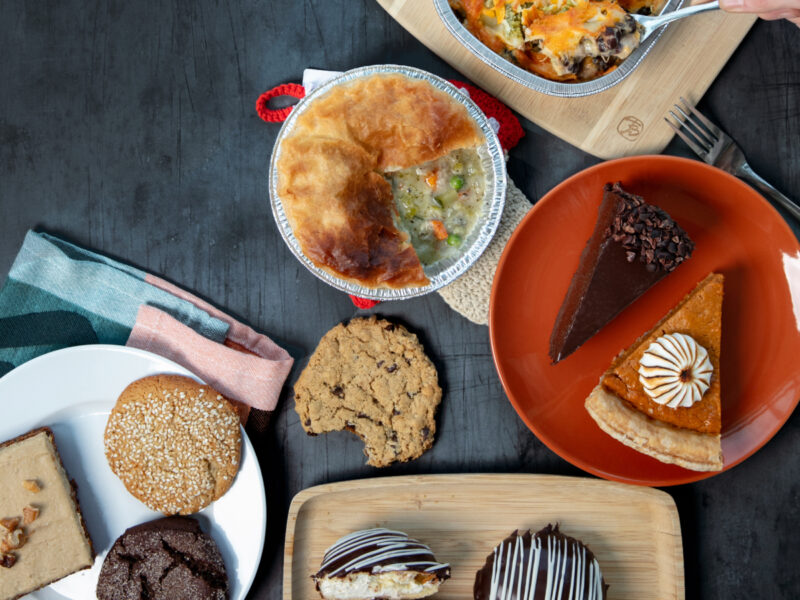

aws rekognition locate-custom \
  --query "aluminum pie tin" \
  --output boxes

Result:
[434,0,683,98]
[268,64,507,301]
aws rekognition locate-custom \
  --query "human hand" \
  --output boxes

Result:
[717,0,800,26]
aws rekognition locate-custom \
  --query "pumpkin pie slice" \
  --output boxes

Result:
[585,273,724,471]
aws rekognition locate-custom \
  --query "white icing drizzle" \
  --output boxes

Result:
[543,535,554,600]
[318,528,449,577]
[487,529,604,599]
[638,332,713,408]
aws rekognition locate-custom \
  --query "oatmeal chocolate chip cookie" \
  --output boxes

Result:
[96,516,228,600]
[294,316,442,467]
[104,375,241,515]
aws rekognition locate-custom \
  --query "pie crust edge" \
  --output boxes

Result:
[585,384,723,472]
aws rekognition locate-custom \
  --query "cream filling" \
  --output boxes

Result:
[318,571,441,600]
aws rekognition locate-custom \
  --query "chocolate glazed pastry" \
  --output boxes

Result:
[313,528,450,599]
[96,516,228,600]
[474,525,607,600]
[549,182,693,363]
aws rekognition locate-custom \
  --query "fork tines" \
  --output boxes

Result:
[664,97,722,159]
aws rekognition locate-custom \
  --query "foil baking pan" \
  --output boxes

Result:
[434,0,683,98]
[268,64,507,301]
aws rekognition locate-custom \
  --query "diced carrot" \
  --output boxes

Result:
[425,171,438,188]
[431,220,448,240]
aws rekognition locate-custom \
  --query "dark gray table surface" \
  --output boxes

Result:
[2,1,799,598]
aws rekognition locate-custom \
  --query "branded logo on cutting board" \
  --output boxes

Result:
[617,116,644,141]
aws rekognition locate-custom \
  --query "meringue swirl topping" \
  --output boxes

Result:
[638,332,713,408]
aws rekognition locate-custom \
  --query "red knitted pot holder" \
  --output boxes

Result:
[255,77,523,310]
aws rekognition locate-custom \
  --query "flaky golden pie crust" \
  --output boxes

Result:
[586,385,723,472]
[276,74,484,289]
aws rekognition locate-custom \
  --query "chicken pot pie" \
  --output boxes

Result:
[450,0,667,82]
[276,73,486,289]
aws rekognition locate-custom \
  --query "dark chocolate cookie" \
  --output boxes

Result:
[96,516,229,600]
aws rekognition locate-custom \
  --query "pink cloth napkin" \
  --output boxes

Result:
[127,275,293,423]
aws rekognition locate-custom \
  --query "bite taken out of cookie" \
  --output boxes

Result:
[294,316,442,467]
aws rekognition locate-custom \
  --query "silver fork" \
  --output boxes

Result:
[665,98,800,222]
[633,1,720,43]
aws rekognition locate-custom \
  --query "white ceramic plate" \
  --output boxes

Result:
[0,345,266,600]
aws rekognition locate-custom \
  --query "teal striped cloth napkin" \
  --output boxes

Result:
[0,231,293,423]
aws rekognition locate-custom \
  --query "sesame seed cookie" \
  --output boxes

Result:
[104,375,241,515]
[294,317,442,467]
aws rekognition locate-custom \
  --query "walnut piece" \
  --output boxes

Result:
[0,552,16,568]
[4,528,26,550]
[22,479,41,493]
[22,506,39,525]
[0,518,19,532]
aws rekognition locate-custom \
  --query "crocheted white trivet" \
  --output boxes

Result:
[437,176,532,325]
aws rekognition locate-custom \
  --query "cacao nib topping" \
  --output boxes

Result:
[604,182,693,272]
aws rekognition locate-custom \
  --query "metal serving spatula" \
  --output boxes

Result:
[633,0,720,42]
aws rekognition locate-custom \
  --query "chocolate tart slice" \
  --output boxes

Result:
[474,525,607,599]
[585,273,724,471]
[312,528,450,599]
[549,182,694,363]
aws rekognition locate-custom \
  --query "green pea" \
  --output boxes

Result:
[449,175,465,191]
[446,234,462,247]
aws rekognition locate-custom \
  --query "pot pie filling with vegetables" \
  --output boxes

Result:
[276,73,486,289]
[389,148,485,266]
[450,0,666,82]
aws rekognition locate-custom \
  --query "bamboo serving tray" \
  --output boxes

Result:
[377,0,756,159]
[284,474,684,599]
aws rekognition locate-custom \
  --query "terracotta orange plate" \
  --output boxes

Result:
[490,156,800,486]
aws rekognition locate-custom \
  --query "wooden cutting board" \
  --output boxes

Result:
[377,0,756,159]
[284,474,684,599]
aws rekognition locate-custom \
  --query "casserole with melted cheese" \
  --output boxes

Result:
[450,0,666,82]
